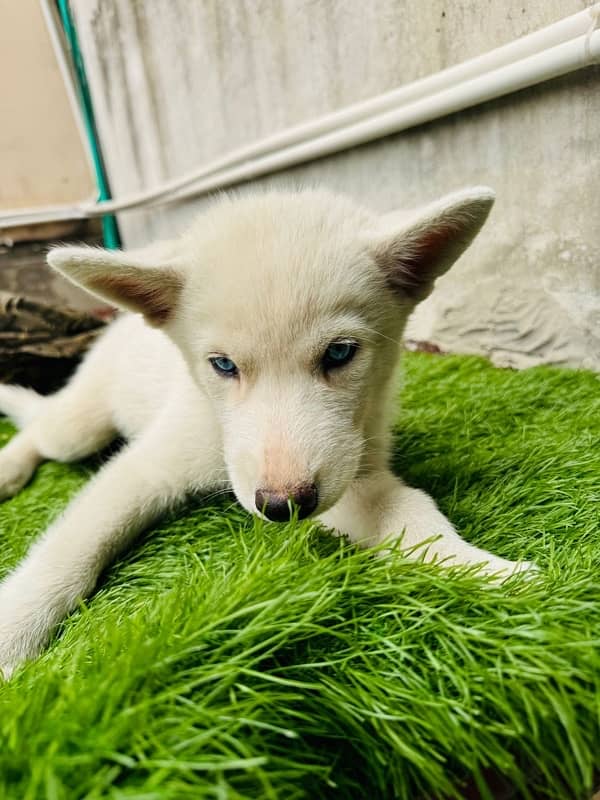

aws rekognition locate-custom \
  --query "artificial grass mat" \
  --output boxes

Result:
[0,352,599,800]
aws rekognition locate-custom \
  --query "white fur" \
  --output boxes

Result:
[0,187,534,679]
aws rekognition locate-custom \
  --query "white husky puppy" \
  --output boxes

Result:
[0,186,533,678]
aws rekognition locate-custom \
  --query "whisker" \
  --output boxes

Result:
[360,324,401,347]
[201,487,233,502]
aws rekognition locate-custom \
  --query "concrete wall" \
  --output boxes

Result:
[0,0,95,220]
[72,0,600,369]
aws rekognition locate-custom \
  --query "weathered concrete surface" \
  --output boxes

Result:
[72,0,600,368]
[0,0,94,215]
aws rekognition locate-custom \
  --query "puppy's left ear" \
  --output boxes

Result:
[47,243,183,326]
[370,186,495,302]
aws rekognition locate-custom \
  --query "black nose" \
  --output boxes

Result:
[255,483,319,522]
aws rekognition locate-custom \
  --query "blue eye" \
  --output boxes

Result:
[209,355,239,377]
[321,341,358,371]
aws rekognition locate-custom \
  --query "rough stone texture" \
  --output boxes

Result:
[0,292,106,393]
[72,0,600,368]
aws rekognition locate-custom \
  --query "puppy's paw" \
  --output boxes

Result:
[0,456,33,500]
[483,557,539,584]
[0,624,29,681]
[0,609,46,680]
[0,655,16,682]
[0,579,45,680]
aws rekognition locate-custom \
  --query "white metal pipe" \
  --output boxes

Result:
[72,2,600,215]
[160,29,600,206]
[2,6,599,229]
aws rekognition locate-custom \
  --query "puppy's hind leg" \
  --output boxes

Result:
[0,352,117,500]
[0,431,43,501]
[0,384,44,429]
[0,385,44,499]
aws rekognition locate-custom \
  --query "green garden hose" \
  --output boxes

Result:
[56,0,120,248]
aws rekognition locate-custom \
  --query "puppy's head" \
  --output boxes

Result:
[48,187,494,520]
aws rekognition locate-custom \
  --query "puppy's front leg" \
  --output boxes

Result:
[320,470,533,578]
[0,421,219,679]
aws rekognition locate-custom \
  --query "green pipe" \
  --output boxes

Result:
[56,0,120,249]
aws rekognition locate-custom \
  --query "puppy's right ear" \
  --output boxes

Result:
[47,243,183,327]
